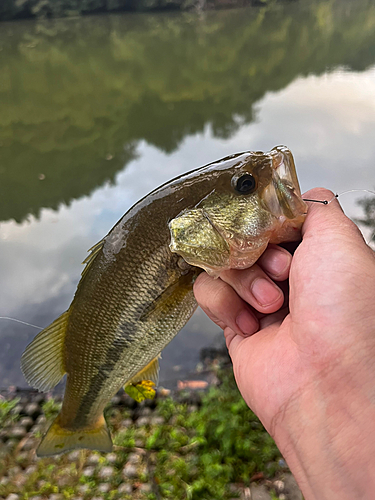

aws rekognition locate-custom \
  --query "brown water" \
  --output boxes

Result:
[1,0,375,388]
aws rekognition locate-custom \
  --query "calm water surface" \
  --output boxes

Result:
[1,0,375,388]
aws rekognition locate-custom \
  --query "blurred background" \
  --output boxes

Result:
[1,0,375,391]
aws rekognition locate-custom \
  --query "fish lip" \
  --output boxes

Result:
[263,147,306,219]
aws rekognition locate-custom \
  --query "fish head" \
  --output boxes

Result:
[169,146,307,276]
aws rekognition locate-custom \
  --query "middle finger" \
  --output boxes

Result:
[219,263,284,314]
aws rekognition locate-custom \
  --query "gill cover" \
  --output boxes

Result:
[169,146,307,275]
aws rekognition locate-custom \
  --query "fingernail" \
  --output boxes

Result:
[251,278,282,306]
[236,310,258,335]
[263,248,290,276]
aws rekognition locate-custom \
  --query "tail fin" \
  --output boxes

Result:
[36,414,112,457]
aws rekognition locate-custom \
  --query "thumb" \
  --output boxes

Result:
[302,187,365,243]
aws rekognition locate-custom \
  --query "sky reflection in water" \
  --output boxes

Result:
[1,2,375,388]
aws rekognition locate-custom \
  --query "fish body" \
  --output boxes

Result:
[21,146,307,456]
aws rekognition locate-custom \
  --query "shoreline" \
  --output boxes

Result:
[0,357,302,500]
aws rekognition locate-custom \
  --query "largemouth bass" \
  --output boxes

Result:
[21,146,307,456]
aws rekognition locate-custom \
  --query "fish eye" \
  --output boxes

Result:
[232,173,257,195]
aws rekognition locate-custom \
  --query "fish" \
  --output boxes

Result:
[21,145,307,457]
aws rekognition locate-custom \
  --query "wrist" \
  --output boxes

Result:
[269,354,375,500]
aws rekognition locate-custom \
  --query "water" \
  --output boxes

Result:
[1,0,375,389]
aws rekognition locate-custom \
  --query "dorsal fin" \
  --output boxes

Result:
[81,239,105,278]
[21,311,69,392]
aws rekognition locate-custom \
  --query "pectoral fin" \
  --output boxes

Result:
[21,311,69,392]
[140,271,199,321]
[125,269,200,403]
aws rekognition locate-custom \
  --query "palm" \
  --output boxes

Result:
[230,222,374,434]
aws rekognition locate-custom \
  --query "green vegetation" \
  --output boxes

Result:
[140,373,281,498]
[0,369,284,499]
[41,397,62,420]
[356,193,375,243]
[0,397,20,428]
[1,0,375,223]
[0,0,276,22]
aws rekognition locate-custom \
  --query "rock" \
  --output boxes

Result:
[8,466,22,476]
[78,484,90,494]
[250,484,272,500]
[11,404,23,417]
[91,497,104,500]
[242,488,252,499]
[9,426,27,439]
[19,417,34,431]
[98,484,110,493]
[16,451,29,462]
[22,438,38,451]
[14,475,27,488]
[29,496,43,500]
[282,473,303,500]
[67,450,81,461]
[136,416,150,427]
[150,416,165,426]
[25,403,41,420]
[118,483,133,494]
[273,480,285,493]
[0,477,9,486]
[0,429,8,442]
[86,453,100,465]
[138,483,152,493]
[122,463,137,478]
[278,458,287,468]
[32,425,44,435]
[33,394,45,404]
[49,495,64,500]
[127,452,142,464]
[187,405,198,413]
[105,453,117,464]
[5,439,17,450]
[279,495,286,500]
[57,476,71,488]
[98,466,114,479]
[36,415,46,425]
[120,418,133,427]
[25,465,38,475]
[6,494,20,500]
[82,466,96,477]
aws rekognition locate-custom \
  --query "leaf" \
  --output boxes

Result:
[125,380,156,403]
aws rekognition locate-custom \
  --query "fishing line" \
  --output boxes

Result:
[303,189,375,205]
[1,190,374,333]
[0,317,43,330]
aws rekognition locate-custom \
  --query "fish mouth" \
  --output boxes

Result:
[262,146,307,220]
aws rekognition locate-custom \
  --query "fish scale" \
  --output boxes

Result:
[21,146,307,456]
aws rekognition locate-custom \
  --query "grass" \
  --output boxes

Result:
[0,397,20,428]
[0,368,284,500]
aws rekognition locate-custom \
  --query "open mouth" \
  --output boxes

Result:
[263,148,306,219]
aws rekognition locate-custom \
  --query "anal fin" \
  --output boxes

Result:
[21,310,69,392]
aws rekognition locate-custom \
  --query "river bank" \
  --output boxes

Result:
[0,0,291,22]
[0,355,302,500]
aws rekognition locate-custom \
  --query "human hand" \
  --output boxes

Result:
[193,188,375,500]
